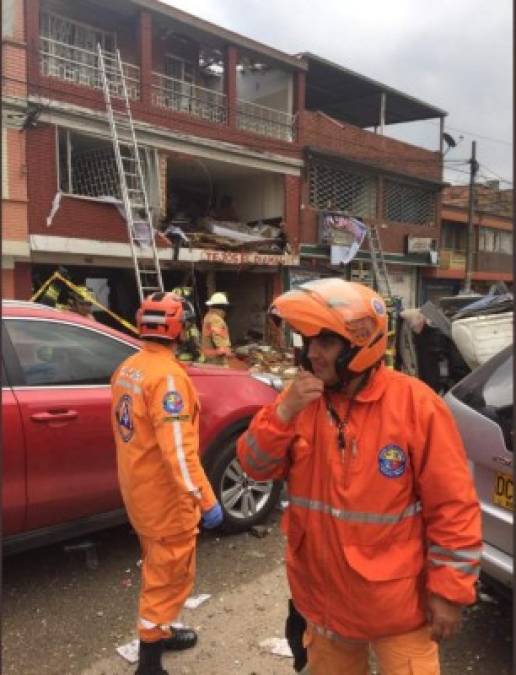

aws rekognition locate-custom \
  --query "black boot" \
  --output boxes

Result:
[135,640,169,675]
[162,627,198,651]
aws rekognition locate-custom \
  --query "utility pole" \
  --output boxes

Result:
[463,140,478,293]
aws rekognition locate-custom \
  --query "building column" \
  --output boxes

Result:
[139,10,153,107]
[25,0,41,89]
[293,70,306,144]
[283,174,301,254]
[224,45,238,129]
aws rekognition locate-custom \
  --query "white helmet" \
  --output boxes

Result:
[206,292,230,306]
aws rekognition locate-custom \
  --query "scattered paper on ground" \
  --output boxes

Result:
[184,593,211,609]
[259,637,293,658]
[116,638,139,664]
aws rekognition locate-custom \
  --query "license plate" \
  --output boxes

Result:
[493,472,513,511]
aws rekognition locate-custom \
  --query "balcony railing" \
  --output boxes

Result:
[237,99,294,142]
[152,72,227,124]
[40,36,140,100]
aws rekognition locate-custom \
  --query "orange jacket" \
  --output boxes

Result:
[237,364,481,641]
[201,310,231,365]
[111,341,217,538]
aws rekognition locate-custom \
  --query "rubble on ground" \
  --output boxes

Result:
[233,343,298,380]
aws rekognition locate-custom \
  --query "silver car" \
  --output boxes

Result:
[445,345,513,596]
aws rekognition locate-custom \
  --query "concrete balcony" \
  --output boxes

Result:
[40,37,140,100]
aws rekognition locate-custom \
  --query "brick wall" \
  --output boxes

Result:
[2,127,29,243]
[283,174,301,251]
[301,110,442,182]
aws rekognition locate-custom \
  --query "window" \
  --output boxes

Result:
[40,11,115,89]
[452,346,513,451]
[441,221,467,251]
[5,319,136,387]
[58,129,149,200]
[478,227,513,254]
[309,161,377,218]
[383,180,436,225]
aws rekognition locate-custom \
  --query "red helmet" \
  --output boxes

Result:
[269,278,387,374]
[137,292,185,341]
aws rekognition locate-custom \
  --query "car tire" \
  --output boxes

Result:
[208,436,283,534]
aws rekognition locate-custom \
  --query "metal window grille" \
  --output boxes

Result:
[383,180,435,225]
[70,146,121,198]
[308,161,377,217]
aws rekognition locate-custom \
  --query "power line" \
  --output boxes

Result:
[477,162,513,186]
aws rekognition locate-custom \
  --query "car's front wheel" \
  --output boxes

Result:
[208,437,282,533]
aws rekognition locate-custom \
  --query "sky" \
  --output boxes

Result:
[162,0,512,187]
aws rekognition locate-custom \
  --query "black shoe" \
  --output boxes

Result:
[162,627,198,651]
[135,640,169,675]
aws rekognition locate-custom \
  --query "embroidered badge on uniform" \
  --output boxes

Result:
[116,394,134,442]
[163,390,183,414]
[371,297,386,315]
[378,444,407,478]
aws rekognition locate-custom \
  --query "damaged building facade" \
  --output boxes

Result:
[3,0,446,340]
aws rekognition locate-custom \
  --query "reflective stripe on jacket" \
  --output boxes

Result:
[111,341,217,538]
[236,364,481,641]
[201,310,231,365]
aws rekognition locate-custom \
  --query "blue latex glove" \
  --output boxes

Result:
[202,503,224,529]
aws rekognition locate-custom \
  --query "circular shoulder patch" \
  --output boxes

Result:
[371,297,386,315]
[115,394,134,442]
[163,390,183,414]
[378,444,407,478]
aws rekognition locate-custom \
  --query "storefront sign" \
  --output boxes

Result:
[406,236,437,254]
[199,249,299,266]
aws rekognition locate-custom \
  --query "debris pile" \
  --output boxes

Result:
[233,344,298,380]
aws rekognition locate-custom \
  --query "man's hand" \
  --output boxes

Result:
[276,370,324,423]
[427,593,463,642]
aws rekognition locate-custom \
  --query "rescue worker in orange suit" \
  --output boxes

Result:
[201,292,232,366]
[111,292,223,675]
[237,278,481,675]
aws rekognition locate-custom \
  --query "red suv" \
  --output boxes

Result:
[3,301,281,554]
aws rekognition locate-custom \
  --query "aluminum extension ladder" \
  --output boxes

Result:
[97,45,164,302]
[367,223,392,299]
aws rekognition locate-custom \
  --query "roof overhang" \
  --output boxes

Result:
[300,52,446,128]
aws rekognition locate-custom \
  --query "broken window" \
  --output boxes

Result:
[40,11,115,88]
[40,11,139,98]
[383,180,436,225]
[59,130,120,198]
[309,160,377,218]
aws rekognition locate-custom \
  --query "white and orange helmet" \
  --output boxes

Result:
[269,278,387,374]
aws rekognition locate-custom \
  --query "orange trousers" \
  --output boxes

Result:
[138,531,197,642]
[304,625,440,675]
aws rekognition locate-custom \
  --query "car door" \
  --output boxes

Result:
[3,316,137,530]
[2,354,27,536]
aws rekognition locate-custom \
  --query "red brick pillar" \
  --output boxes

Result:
[15,262,33,299]
[293,70,306,144]
[284,174,301,254]
[139,10,152,107]
[25,0,41,90]
[224,45,238,129]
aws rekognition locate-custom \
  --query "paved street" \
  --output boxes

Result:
[3,510,513,674]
